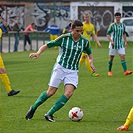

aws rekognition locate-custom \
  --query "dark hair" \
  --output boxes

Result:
[31,23,35,25]
[115,12,121,17]
[71,19,83,29]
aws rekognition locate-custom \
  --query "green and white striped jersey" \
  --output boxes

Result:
[47,33,91,70]
[106,22,126,49]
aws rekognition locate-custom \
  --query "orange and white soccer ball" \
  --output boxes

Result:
[69,107,84,122]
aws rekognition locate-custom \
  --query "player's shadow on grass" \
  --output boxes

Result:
[4,60,31,65]
[1,95,39,98]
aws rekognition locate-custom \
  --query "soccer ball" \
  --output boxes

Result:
[69,107,84,122]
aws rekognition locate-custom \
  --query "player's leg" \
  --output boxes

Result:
[0,55,20,96]
[46,85,74,115]
[44,69,77,122]
[79,52,86,67]
[26,63,62,120]
[117,107,133,131]
[108,49,115,76]
[120,54,127,71]
[108,55,114,76]
[49,34,55,49]
[118,48,132,75]
[79,53,92,73]
[53,35,58,49]
[85,55,93,74]
[44,84,74,122]
[85,55,99,77]
[0,56,12,93]
[50,34,53,41]
[26,86,57,120]
[124,107,133,128]
[119,48,127,71]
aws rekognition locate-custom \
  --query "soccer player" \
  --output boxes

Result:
[79,12,102,77]
[26,19,95,122]
[45,20,60,40]
[117,107,133,131]
[106,12,132,76]
[0,28,20,96]
[45,20,60,49]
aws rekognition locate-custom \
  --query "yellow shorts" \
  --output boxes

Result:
[50,34,58,40]
[0,54,4,68]
[81,52,88,58]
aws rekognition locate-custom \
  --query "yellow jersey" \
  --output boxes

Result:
[82,22,95,41]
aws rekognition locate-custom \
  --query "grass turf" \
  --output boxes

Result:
[0,41,133,133]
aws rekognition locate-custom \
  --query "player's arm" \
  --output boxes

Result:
[106,24,114,46]
[85,47,96,72]
[88,53,96,72]
[106,34,114,46]
[123,25,128,48]
[29,44,48,58]
[92,25,102,48]
[123,34,128,48]
[92,33,102,47]
[29,38,61,59]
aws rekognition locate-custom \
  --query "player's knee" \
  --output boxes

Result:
[47,87,57,97]
[46,91,55,97]
[120,55,125,60]
[64,91,74,98]
[0,68,6,74]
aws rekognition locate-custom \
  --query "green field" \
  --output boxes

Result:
[0,41,133,133]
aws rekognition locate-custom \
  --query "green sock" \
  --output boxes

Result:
[32,91,49,110]
[47,94,69,115]
[121,60,127,72]
[108,60,113,72]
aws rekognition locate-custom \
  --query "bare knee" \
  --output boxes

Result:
[64,84,75,98]
[120,54,125,60]
[64,91,74,98]
[46,86,57,97]
[110,55,114,61]
[0,68,6,74]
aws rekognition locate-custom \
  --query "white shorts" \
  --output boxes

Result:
[48,63,78,89]
[109,47,125,56]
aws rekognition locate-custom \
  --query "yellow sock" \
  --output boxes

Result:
[124,107,133,127]
[85,58,93,74]
[0,74,12,93]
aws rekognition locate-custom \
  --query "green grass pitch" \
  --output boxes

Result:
[0,41,133,133]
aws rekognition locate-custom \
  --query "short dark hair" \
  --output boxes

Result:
[31,23,35,25]
[115,12,121,17]
[71,19,83,29]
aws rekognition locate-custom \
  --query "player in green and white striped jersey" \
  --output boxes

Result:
[26,19,95,122]
[47,32,91,70]
[106,12,132,76]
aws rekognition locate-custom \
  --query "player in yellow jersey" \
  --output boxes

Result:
[0,28,20,96]
[117,107,133,131]
[79,12,102,77]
